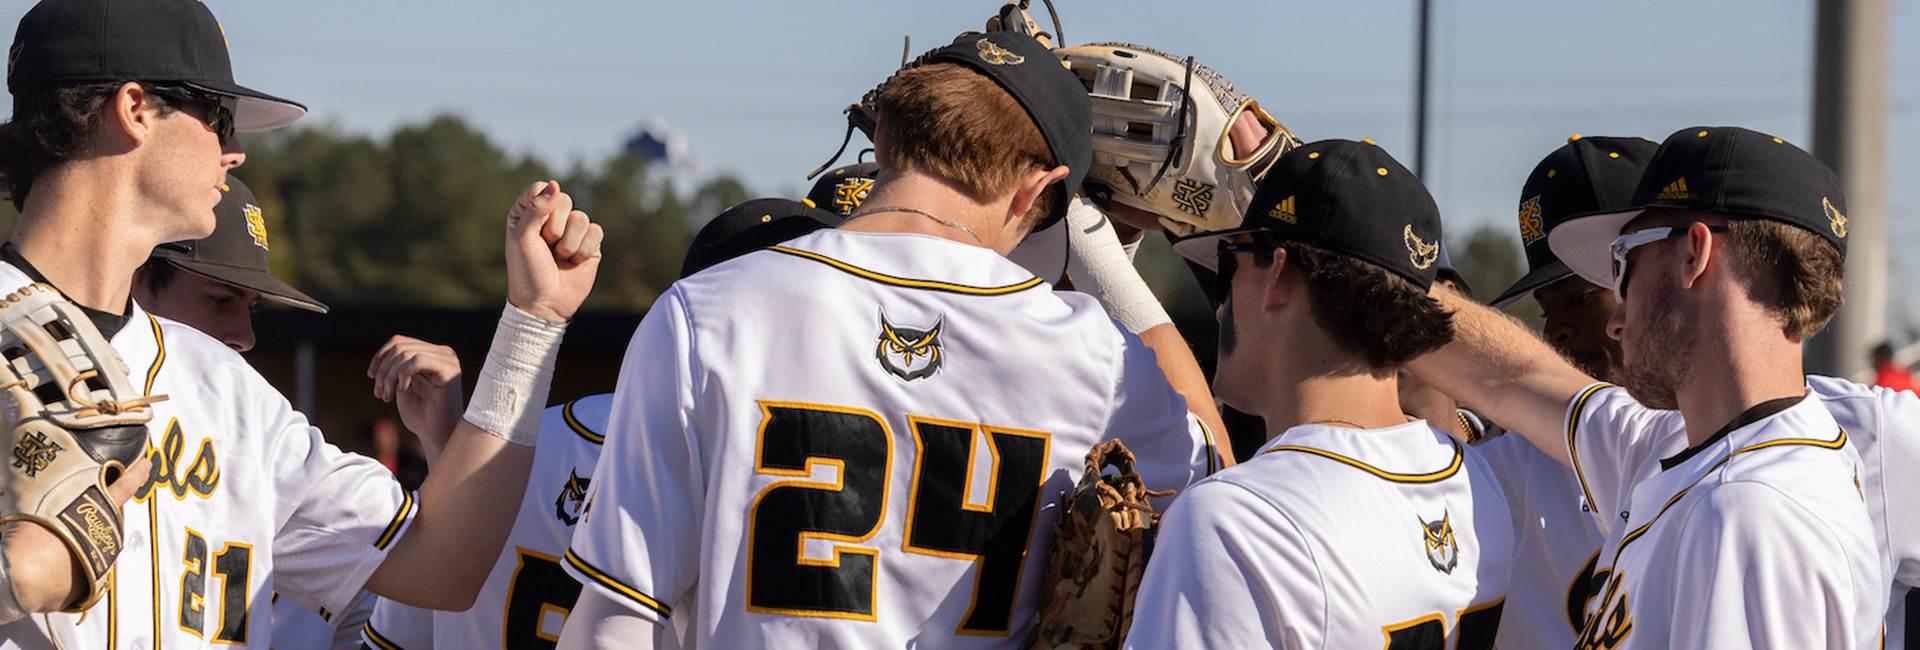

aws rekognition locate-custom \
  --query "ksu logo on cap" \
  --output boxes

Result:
[1517,196,1545,245]
[1172,180,1214,217]
[976,39,1025,66]
[1404,225,1439,270]
[877,313,944,381]
[834,178,873,214]
[1655,177,1689,200]
[244,204,269,250]
[1824,196,1847,238]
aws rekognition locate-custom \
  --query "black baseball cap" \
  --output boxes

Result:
[1489,135,1658,307]
[920,32,1091,229]
[1551,126,1848,289]
[1172,139,1444,288]
[804,162,879,217]
[681,198,841,279]
[153,176,328,313]
[9,0,306,131]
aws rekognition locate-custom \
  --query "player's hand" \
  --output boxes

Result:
[368,335,464,457]
[506,181,603,323]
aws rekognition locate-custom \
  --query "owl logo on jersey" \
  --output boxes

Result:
[555,470,591,526]
[1404,224,1439,270]
[1419,510,1458,574]
[877,314,943,381]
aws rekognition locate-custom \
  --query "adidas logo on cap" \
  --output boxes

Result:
[1269,196,1297,224]
[1656,177,1689,200]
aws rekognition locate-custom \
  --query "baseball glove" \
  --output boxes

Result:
[0,283,163,611]
[1024,439,1172,650]
[1057,43,1302,236]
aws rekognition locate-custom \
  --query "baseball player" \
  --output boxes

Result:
[356,199,842,650]
[1129,139,1513,648]
[559,32,1219,649]
[0,1,602,647]
[1468,135,1654,648]
[1408,126,1891,649]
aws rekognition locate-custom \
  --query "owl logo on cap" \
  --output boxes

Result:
[1824,196,1848,238]
[1517,196,1545,245]
[1405,225,1439,270]
[244,204,269,250]
[977,39,1026,66]
[7,42,22,80]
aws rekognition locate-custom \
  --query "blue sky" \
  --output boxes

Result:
[7,0,1919,327]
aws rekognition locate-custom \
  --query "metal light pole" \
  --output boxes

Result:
[1806,0,1890,378]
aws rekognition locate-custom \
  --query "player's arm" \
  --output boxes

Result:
[1406,286,1596,467]
[368,335,466,466]
[1064,198,1232,467]
[364,181,602,610]
[0,458,150,615]
[556,591,661,650]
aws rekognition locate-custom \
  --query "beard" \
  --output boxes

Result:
[1619,276,1692,410]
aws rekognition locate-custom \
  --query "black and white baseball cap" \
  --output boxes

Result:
[804,162,879,217]
[681,198,841,279]
[1489,135,1658,308]
[1172,139,1444,289]
[153,176,328,313]
[1549,126,1848,290]
[9,0,306,131]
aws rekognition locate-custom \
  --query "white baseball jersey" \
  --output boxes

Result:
[267,591,375,650]
[1126,421,1512,649]
[0,263,415,650]
[1473,431,1606,648]
[1806,376,1920,649]
[1564,383,1882,649]
[564,229,1219,648]
[360,394,611,650]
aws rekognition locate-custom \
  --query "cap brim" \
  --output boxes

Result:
[1168,226,1262,273]
[187,81,307,132]
[1008,217,1068,284]
[1547,209,1642,290]
[170,261,329,313]
[1488,259,1575,309]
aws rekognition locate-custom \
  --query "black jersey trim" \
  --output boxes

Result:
[1262,436,1464,484]
[1611,427,1848,561]
[374,490,417,551]
[1659,395,1805,470]
[564,548,673,619]
[563,397,606,445]
[1564,383,1612,525]
[766,246,1045,296]
[362,621,410,650]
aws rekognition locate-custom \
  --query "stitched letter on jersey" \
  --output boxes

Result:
[1574,570,1633,650]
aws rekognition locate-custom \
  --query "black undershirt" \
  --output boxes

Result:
[1659,394,1806,470]
[0,241,131,338]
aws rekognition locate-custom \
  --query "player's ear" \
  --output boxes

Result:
[104,82,161,149]
[1680,221,1716,290]
[1261,247,1297,313]
[1008,165,1071,221]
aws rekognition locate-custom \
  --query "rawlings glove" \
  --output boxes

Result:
[1024,440,1172,650]
[0,283,163,612]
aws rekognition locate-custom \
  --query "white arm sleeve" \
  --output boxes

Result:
[556,591,659,650]
[1564,384,1673,537]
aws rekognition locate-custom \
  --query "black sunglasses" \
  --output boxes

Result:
[150,84,236,145]
[1216,239,1278,298]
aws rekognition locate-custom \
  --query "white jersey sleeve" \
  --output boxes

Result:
[1668,481,1871,650]
[1103,326,1220,495]
[564,289,697,624]
[1126,479,1321,648]
[361,599,434,650]
[267,398,419,617]
[1564,383,1682,536]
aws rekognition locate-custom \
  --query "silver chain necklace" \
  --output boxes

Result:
[847,205,983,245]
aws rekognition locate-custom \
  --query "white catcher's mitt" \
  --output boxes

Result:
[1059,43,1302,236]
[0,284,162,611]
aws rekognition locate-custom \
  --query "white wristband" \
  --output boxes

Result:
[1065,197,1173,335]
[463,303,567,446]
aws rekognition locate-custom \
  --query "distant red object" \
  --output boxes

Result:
[1875,362,1915,393]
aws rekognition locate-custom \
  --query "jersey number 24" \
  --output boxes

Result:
[744,402,1049,635]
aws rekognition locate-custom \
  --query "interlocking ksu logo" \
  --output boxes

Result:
[834,178,873,214]
[1518,196,1545,245]
[12,431,63,478]
[244,204,269,250]
[1172,180,1215,217]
